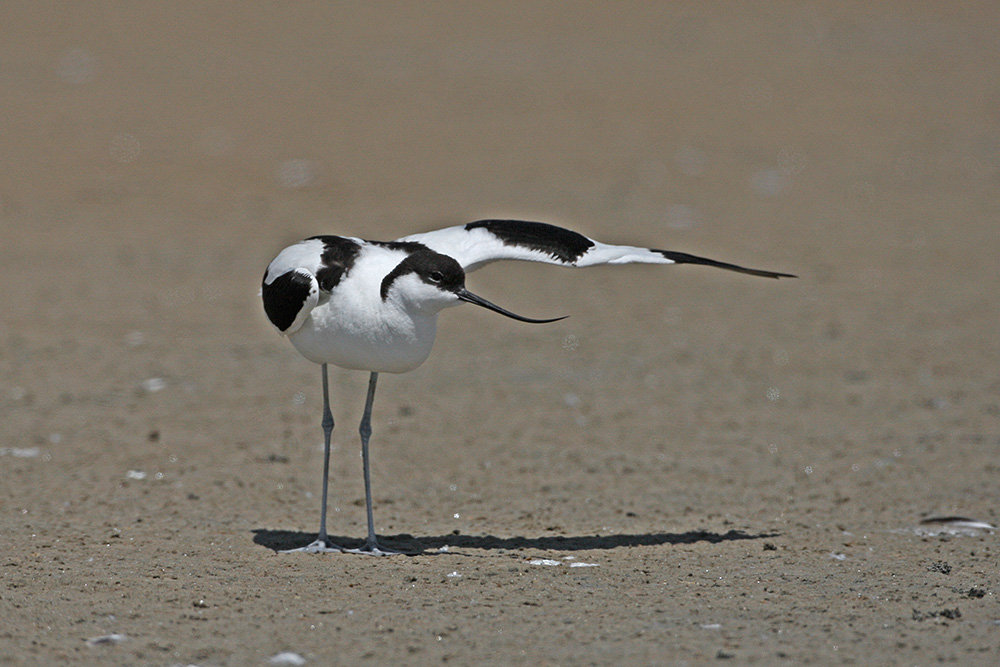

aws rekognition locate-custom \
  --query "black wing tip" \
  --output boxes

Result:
[752,269,797,279]
[656,250,796,279]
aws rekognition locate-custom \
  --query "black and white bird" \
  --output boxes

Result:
[261,219,794,555]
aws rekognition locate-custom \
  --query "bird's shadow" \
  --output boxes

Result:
[252,528,779,556]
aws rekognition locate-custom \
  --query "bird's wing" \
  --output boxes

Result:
[261,267,319,335]
[261,236,365,334]
[398,219,795,278]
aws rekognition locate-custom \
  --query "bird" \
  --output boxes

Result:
[261,219,794,555]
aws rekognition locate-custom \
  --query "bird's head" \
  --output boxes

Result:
[381,249,565,323]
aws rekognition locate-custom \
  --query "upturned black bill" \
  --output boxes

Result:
[457,289,566,324]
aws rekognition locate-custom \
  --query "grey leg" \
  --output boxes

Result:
[344,372,401,555]
[282,363,344,553]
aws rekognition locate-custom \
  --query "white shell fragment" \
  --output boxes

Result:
[915,516,996,536]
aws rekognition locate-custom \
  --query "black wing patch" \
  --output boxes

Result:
[308,235,362,291]
[465,220,595,264]
[369,239,430,254]
[262,270,314,332]
[656,250,797,279]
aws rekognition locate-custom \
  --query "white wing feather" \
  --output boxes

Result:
[397,222,672,273]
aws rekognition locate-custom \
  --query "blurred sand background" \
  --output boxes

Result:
[2,2,1000,664]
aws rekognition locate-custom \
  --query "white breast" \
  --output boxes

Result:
[287,246,441,373]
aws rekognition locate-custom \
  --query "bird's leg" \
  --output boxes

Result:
[344,371,401,555]
[281,363,345,553]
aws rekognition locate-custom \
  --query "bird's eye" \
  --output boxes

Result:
[429,271,444,283]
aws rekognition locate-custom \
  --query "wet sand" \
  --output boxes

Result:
[2,3,999,664]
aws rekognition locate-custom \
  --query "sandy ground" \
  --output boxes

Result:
[3,3,1000,665]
